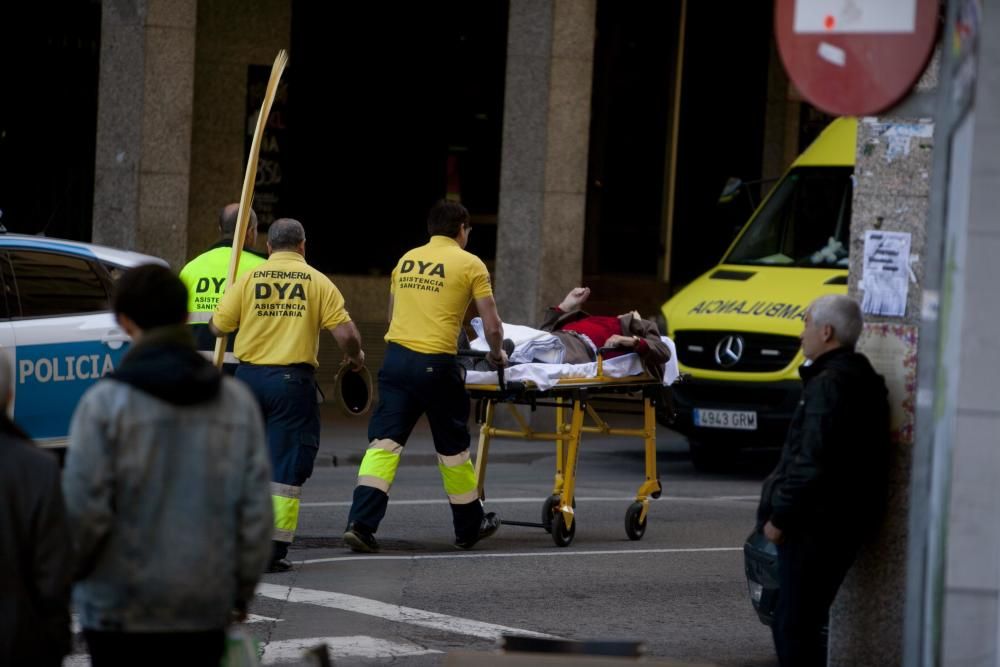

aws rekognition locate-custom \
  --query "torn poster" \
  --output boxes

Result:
[861,230,911,317]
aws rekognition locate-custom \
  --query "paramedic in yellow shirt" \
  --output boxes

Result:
[343,200,507,553]
[210,218,364,573]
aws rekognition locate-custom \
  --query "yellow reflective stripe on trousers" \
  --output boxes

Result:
[357,475,390,493]
[369,438,403,454]
[357,444,401,489]
[437,451,470,468]
[438,456,477,500]
[448,489,480,504]
[272,494,300,543]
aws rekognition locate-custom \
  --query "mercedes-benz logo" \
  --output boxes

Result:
[714,334,745,368]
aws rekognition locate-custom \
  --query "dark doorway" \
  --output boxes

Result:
[584,1,680,279]
[669,4,773,289]
[0,1,102,241]
[285,2,508,274]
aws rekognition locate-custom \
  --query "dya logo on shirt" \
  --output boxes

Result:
[255,282,307,300]
[400,260,445,278]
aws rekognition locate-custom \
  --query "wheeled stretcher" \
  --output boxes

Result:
[462,349,672,547]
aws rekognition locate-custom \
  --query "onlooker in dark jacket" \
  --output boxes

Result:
[0,349,74,667]
[63,265,272,667]
[541,286,671,380]
[756,294,890,667]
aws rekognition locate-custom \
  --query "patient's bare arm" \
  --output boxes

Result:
[558,287,591,312]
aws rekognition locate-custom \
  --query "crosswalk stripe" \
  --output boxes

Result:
[256,583,560,641]
[295,546,743,566]
[64,635,439,665]
[262,636,441,663]
[247,613,283,623]
[300,495,759,508]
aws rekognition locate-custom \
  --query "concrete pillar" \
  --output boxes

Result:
[829,69,939,665]
[936,7,1000,662]
[92,0,197,269]
[495,0,596,323]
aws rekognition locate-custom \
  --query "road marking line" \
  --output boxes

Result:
[294,546,742,566]
[262,635,441,662]
[300,495,758,508]
[246,613,283,623]
[256,583,560,641]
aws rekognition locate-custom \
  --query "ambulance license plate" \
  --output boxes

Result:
[693,408,757,431]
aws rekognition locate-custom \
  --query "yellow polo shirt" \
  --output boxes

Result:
[213,251,351,367]
[385,235,493,355]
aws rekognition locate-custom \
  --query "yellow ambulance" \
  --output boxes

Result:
[660,117,856,468]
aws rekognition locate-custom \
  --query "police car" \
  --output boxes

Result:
[0,234,167,448]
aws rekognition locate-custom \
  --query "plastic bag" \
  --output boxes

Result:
[221,627,261,667]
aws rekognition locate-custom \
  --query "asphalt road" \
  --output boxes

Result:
[242,409,782,667]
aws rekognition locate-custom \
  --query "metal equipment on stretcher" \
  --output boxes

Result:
[461,349,667,547]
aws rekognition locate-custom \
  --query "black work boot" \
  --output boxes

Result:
[343,522,380,553]
[267,558,292,573]
[455,512,501,550]
[267,540,293,572]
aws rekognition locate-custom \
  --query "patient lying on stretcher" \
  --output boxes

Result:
[463,287,671,381]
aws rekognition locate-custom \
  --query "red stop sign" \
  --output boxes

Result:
[775,0,939,116]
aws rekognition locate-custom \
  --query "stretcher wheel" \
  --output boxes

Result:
[552,512,575,547]
[625,502,647,541]
[541,495,560,533]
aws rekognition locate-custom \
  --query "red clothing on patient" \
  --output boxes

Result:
[560,315,621,348]
[554,309,650,360]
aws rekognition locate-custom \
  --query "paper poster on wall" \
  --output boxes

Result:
[857,323,918,445]
[861,230,911,317]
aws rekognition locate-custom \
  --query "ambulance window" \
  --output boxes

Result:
[725,167,853,268]
[7,250,111,318]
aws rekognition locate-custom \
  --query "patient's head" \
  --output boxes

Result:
[427,200,471,239]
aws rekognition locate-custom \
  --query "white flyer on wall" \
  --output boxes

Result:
[861,230,911,317]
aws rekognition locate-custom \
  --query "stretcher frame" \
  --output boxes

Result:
[465,356,665,547]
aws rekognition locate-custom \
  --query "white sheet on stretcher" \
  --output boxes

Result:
[465,337,679,391]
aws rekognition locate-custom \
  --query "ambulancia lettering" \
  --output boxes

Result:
[687,299,805,321]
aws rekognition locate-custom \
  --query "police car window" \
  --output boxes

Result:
[0,255,13,319]
[725,167,853,268]
[7,250,111,317]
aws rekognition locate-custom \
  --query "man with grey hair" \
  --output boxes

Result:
[755,294,890,666]
[0,350,73,666]
[179,204,267,372]
[212,218,365,572]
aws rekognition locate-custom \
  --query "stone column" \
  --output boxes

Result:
[829,76,938,665]
[495,0,596,323]
[92,0,197,269]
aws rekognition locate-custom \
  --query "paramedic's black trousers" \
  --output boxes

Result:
[236,363,320,560]
[348,343,482,541]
